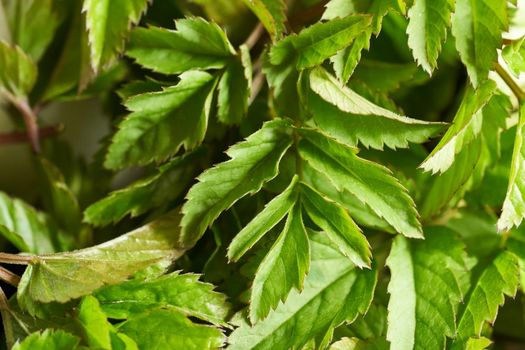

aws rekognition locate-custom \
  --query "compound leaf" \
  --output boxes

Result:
[105,71,216,169]
[181,119,293,246]
[228,231,376,350]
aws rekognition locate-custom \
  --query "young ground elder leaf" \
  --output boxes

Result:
[228,232,376,350]
[118,309,225,350]
[451,251,519,349]
[298,128,423,238]
[17,211,186,308]
[94,271,230,327]
[451,0,507,86]
[105,71,216,169]
[498,103,525,232]
[270,15,372,69]
[83,0,150,71]
[126,17,235,74]
[386,228,468,350]
[181,119,293,246]
[407,0,453,73]
[228,176,299,262]
[308,67,444,150]
[301,183,371,268]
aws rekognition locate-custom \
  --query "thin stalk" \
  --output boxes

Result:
[0,124,63,145]
[495,63,525,102]
[0,266,20,287]
[0,253,33,265]
[244,22,265,50]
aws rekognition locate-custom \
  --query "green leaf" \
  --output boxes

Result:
[105,71,217,169]
[126,18,235,74]
[498,103,525,232]
[308,67,444,150]
[0,192,61,254]
[301,183,371,268]
[330,31,372,84]
[4,0,60,61]
[451,0,508,86]
[386,228,468,350]
[94,271,230,326]
[451,251,519,349]
[502,36,525,76]
[250,202,310,322]
[228,231,377,350]
[181,119,293,246]
[406,0,453,73]
[217,45,252,124]
[12,330,80,350]
[85,150,200,226]
[269,15,372,70]
[83,0,150,71]
[298,128,423,238]
[421,80,496,174]
[241,0,287,40]
[228,176,299,262]
[322,0,405,33]
[78,295,113,349]
[36,158,82,234]
[0,41,37,97]
[118,309,225,350]
[17,211,186,309]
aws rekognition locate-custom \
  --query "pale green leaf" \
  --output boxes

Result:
[227,231,376,350]
[308,67,444,150]
[502,36,525,76]
[421,80,496,174]
[217,45,252,124]
[301,183,371,268]
[17,211,186,309]
[0,191,61,254]
[85,150,200,226]
[407,0,453,73]
[126,18,235,74]
[298,128,423,238]
[78,295,113,349]
[241,0,287,40]
[250,202,310,323]
[330,30,371,84]
[451,251,519,349]
[498,103,525,232]
[0,40,36,97]
[464,337,492,350]
[181,119,293,246]
[386,228,468,350]
[451,0,508,86]
[4,0,60,61]
[12,330,80,350]
[94,271,230,326]
[228,176,299,262]
[83,0,150,71]
[105,71,216,169]
[270,15,372,70]
[118,309,225,350]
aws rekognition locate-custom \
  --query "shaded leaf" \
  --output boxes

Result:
[12,330,80,350]
[94,271,230,326]
[181,119,293,246]
[105,71,216,169]
[0,40,36,97]
[241,0,287,40]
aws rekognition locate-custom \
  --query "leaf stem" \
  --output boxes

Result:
[4,94,41,153]
[0,124,63,145]
[244,23,265,50]
[0,253,33,265]
[0,266,20,287]
[495,63,525,102]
